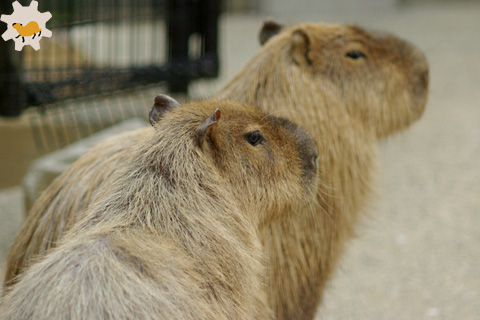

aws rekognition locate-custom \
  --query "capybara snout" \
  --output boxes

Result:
[291,122,319,183]
[368,27,430,115]
[267,115,318,186]
[391,32,429,106]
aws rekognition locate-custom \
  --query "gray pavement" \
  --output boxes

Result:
[1,2,479,319]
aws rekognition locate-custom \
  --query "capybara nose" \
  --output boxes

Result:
[311,153,318,169]
[421,69,429,89]
[299,138,318,180]
[410,45,429,96]
[413,67,429,101]
[306,149,318,173]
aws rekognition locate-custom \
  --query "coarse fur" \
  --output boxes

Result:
[0,97,319,319]
[217,22,429,319]
[3,21,429,319]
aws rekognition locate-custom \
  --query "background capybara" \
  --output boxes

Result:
[0,95,319,319]
[217,21,429,318]
[3,21,429,319]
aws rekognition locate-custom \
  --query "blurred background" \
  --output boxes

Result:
[1,0,479,319]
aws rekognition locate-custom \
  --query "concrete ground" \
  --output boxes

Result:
[1,1,479,319]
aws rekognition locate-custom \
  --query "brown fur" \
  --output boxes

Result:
[0,97,319,319]
[3,22,429,319]
[217,22,429,319]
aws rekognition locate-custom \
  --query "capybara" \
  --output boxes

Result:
[3,21,429,319]
[0,95,319,319]
[217,21,429,318]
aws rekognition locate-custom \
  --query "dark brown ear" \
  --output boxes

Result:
[196,108,221,147]
[259,20,284,45]
[149,94,181,126]
[291,29,312,66]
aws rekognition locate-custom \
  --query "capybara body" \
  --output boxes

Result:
[3,21,429,319]
[0,96,318,319]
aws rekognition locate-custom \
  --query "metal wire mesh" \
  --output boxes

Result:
[0,0,220,153]
[22,0,168,107]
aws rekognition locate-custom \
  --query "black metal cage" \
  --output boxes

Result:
[0,0,220,117]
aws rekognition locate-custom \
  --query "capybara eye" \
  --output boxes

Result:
[346,50,366,59]
[245,130,263,146]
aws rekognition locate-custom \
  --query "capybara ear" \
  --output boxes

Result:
[195,108,221,147]
[291,29,313,66]
[149,94,181,126]
[259,20,284,45]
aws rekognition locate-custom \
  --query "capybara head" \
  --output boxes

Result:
[147,95,318,224]
[255,21,429,138]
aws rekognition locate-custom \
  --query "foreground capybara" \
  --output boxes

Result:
[3,21,429,319]
[0,95,319,319]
